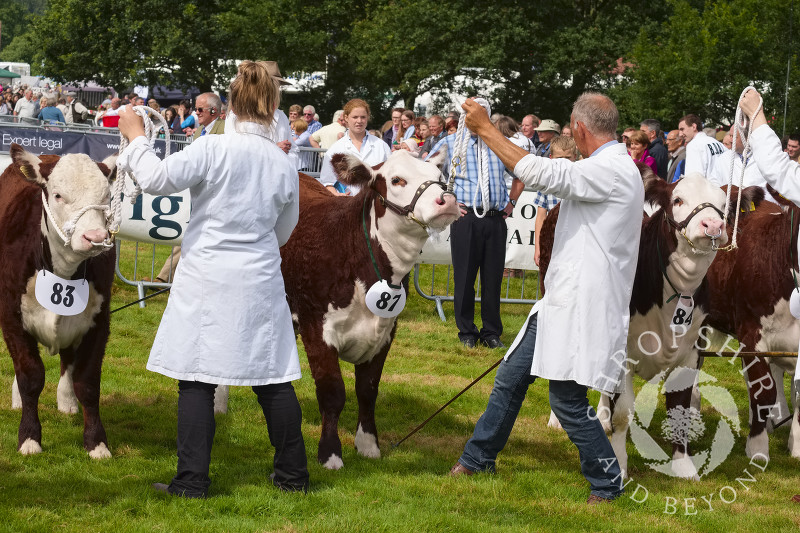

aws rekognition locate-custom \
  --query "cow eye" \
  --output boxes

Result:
[54,193,62,201]
[673,198,683,207]
[391,177,407,186]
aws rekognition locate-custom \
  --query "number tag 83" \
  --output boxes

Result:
[34,270,89,316]
[365,280,406,318]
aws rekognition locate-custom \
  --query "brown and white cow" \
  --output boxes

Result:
[0,144,116,458]
[540,173,729,479]
[706,186,800,461]
[217,150,460,469]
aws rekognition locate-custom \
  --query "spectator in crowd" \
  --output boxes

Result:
[37,93,66,123]
[148,99,161,112]
[520,114,540,151]
[309,110,346,149]
[665,129,686,183]
[497,115,533,157]
[627,129,658,175]
[292,119,314,171]
[0,94,11,115]
[447,110,460,123]
[177,99,197,134]
[163,106,179,134]
[118,59,309,498]
[302,105,322,134]
[420,115,446,158]
[533,135,578,267]
[56,97,68,117]
[399,110,416,142]
[319,98,391,195]
[445,117,458,135]
[13,89,36,118]
[561,125,572,138]
[426,99,523,350]
[417,117,429,144]
[399,137,421,157]
[785,133,800,162]
[722,131,733,150]
[192,93,225,139]
[288,104,302,122]
[99,97,122,127]
[382,107,404,147]
[533,119,560,157]
[621,127,636,148]
[64,91,90,124]
[679,113,727,177]
[640,118,668,179]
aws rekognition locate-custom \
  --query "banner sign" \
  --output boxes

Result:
[419,190,542,271]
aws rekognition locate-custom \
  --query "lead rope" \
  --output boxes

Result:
[716,86,762,252]
[447,98,492,218]
[108,105,171,245]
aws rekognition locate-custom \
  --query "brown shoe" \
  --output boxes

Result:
[448,462,475,477]
[587,494,613,505]
[792,494,800,503]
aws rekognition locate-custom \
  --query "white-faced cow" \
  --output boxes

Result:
[216,150,460,469]
[706,186,800,461]
[0,144,116,458]
[540,173,730,479]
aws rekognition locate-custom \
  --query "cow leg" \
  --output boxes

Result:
[766,363,787,434]
[742,355,776,461]
[353,341,391,460]
[547,410,563,430]
[65,338,110,459]
[609,371,633,479]
[57,352,79,414]
[664,366,700,480]
[789,379,800,459]
[11,375,21,409]
[6,331,45,455]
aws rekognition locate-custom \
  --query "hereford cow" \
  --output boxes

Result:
[706,186,800,461]
[0,144,116,458]
[217,150,460,469]
[540,173,730,479]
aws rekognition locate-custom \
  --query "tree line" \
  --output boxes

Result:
[1,0,798,131]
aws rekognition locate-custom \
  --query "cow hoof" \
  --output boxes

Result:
[354,425,381,459]
[322,454,344,470]
[746,430,770,461]
[546,411,563,431]
[11,377,21,409]
[19,438,42,455]
[671,456,700,481]
[89,442,111,459]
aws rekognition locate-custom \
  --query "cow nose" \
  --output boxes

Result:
[82,229,109,246]
[701,218,724,237]
[435,196,445,205]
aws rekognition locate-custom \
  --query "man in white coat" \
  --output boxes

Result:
[448,92,644,505]
[679,113,727,178]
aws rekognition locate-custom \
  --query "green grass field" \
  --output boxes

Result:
[0,242,798,532]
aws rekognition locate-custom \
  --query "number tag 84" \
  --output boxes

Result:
[670,295,694,332]
[34,270,89,316]
[365,280,406,318]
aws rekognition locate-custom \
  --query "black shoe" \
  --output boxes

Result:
[151,482,206,499]
[460,337,477,348]
[270,473,309,493]
[481,337,505,349]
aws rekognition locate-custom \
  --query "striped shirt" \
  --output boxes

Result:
[428,133,511,209]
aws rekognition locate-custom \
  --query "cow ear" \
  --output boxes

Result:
[10,143,47,186]
[330,153,375,187]
[643,176,670,208]
[427,149,448,172]
[98,154,118,183]
[765,184,793,208]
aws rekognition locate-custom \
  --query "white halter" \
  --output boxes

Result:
[41,190,111,248]
[447,98,492,218]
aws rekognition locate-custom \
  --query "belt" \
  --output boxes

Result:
[468,207,504,217]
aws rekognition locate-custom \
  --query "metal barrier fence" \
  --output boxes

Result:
[413,264,541,321]
[297,146,326,178]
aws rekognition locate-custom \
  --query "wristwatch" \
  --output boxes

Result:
[509,198,517,207]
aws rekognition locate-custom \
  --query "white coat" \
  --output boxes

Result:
[748,124,800,382]
[117,121,301,386]
[319,132,391,194]
[685,131,727,178]
[707,149,776,203]
[510,142,644,393]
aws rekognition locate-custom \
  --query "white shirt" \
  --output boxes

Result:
[511,142,644,393]
[319,132,391,194]
[311,122,346,150]
[117,122,301,386]
[685,131,727,178]
[14,97,36,118]
[707,149,776,203]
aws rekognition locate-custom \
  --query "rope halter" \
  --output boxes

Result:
[716,86,763,252]
[447,98,492,218]
[41,190,112,249]
[108,105,172,244]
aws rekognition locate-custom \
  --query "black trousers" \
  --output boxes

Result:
[168,380,309,497]
[449,210,508,341]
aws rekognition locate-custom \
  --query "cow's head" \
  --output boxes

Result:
[11,143,114,255]
[331,150,460,233]
[645,172,727,254]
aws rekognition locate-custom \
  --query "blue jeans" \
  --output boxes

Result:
[458,315,623,499]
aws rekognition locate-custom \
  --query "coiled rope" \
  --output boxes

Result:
[715,86,762,252]
[109,105,171,241]
[447,98,492,218]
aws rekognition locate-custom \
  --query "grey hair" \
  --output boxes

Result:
[640,118,661,136]
[202,92,223,113]
[332,109,343,122]
[571,92,618,139]
[303,105,315,114]
[45,93,57,107]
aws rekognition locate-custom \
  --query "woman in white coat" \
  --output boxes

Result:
[319,99,390,196]
[118,60,308,498]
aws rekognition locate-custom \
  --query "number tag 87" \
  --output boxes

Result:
[34,270,89,316]
[365,280,406,318]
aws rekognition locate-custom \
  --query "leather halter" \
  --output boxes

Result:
[666,202,725,253]
[377,180,455,230]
